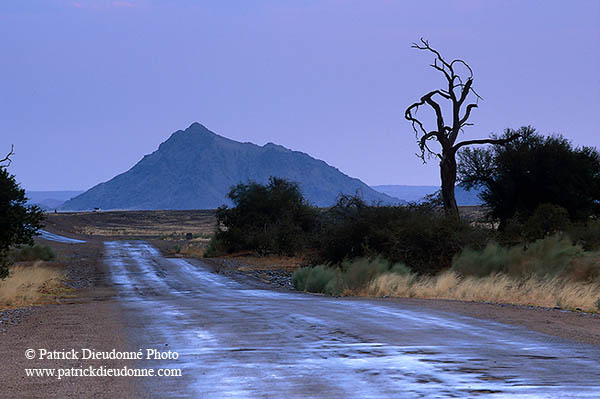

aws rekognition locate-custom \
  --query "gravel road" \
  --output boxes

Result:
[106,241,600,398]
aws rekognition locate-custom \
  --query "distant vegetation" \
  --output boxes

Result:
[371,184,483,206]
[207,126,600,311]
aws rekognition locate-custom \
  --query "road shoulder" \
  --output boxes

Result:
[1,236,141,398]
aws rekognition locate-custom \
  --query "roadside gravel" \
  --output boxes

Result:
[0,307,35,333]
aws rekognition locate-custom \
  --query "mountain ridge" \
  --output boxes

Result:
[62,123,401,211]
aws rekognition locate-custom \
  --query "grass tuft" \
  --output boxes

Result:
[292,257,411,296]
[0,261,66,309]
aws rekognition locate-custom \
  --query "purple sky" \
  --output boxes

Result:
[2,0,599,190]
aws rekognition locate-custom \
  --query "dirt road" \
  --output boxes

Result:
[106,241,600,398]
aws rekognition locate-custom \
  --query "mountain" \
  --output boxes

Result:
[62,123,401,211]
[371,185,483,206]
[26,190,85,211]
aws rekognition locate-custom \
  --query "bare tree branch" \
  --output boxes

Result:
[421,92,446,138]
[453,133,521,151]
[418,131,440,160]
[449,59,473,79]
[405,88,452,143]
[412,38,453,72]
[458,103,478,127]
[431,60,453,85]
[405,101,428,137]
[0,144,14,168]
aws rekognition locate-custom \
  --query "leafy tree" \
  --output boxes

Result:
[458,126,600,228]
[405,38,519,218]
[209,177,317,256]
[0,146,46,278]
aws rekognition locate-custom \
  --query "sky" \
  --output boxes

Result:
[1,0,599,190]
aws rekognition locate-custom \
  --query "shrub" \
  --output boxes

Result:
[450,242,511,278]
[292,265,341,295]
[499,204,572,246]
[518,235,583,277]
[452,235,600,282]
[341,257,410,292]
[208,177,317,257]
[293,257,412,295]
[203,236,227,258]
[522,204,571,242]
[11,245,56,262]
[312,195,490,274]
[568,219,600,251]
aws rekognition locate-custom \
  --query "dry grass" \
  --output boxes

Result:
[0,261,69,309]
[366,271,600,313]
[173,242,208,258]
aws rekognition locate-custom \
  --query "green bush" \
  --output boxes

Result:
[312,195,490,274]
[208,177,317,257]
[203,235,228,258]
[293,257,412,295]
[567,219,600,251]
[452,235,600,282]
[499,204,572,246]
[292,264,341,295]
[451,242,511,278]
[11,244,56,262]
[304,265,341,295]
[523,204,571,242]
[341,257,410,292]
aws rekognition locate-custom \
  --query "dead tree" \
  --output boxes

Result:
[405,38,518,218]
[0,145,13,168]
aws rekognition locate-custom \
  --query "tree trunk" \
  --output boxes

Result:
[440,151,459,218]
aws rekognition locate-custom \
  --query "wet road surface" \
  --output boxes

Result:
[39,229,86,243]
[105,241,600,398]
